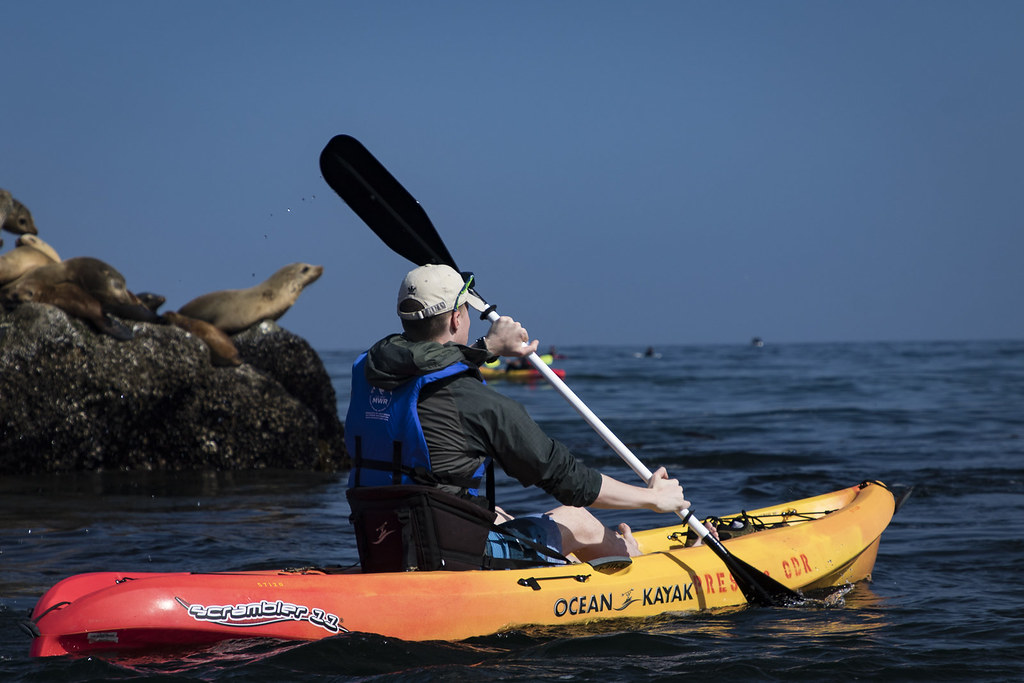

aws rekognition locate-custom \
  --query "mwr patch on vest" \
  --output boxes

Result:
[347,485,495,572]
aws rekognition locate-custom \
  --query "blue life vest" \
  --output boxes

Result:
[345,353,489,496]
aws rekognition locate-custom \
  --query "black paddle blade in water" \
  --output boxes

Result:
[319,135,457,270]
[704,536,804,606]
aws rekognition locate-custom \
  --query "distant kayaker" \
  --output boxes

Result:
[346,264,705,568]
[505,356,531,371]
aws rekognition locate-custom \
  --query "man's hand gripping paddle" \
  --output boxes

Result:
[319,134,803,607]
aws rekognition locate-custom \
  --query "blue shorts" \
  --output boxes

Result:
[485,514,565,565]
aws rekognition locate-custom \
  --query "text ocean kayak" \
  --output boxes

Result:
[26,481,895,658]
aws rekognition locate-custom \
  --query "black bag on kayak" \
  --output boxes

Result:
[347,485,495,572]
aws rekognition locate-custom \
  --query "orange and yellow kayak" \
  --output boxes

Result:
[26,481,895,658]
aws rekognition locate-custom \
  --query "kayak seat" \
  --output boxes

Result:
[347,485,498,573]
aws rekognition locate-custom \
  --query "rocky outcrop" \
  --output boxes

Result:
[0,303,347,474]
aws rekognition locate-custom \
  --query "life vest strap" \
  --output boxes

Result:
[352,456,483,491]
[392,441,401,486]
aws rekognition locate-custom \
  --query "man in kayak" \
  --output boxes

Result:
[346,264,696,566]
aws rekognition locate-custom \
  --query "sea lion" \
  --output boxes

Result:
[106,289,162,323]
[178,262,323,334]
[0,193,38,235]
[161,311,242,367]
[0,256,154,323]
[3,254,136,311]
[0,244,58,286]
[135,291,167,313]
[16,234,61,262]
[11,281,133,340]
[0,190,13,233]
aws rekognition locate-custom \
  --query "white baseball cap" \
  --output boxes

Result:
[397,264,487,320]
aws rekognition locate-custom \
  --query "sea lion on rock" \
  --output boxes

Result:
[16,234,61,262]
[106,289,162,323]
[135,292,167,313]
[0,190,13,236]
[0,191,38,235]
[11,282,133,340]
[3,257,123,305]
[178,262,323,334]
[161,311,242,367]
[0,244,58,286]
[0,257,153,323]
[0,190,11,220]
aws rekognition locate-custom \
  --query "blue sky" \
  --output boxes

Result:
[4,1,1022,351]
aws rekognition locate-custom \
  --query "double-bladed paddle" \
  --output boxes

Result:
[319,134,802,607]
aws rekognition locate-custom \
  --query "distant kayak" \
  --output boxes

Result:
[480,366,566,382]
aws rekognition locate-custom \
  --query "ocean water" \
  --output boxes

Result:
[2,339,1022,681]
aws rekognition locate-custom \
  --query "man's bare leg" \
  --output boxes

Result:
[547,506,641,561]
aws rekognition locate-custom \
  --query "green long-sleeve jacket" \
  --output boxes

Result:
[361,333,602,508]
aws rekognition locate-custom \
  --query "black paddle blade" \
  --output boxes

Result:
[319,135,458,269]
[705,536,804,607]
